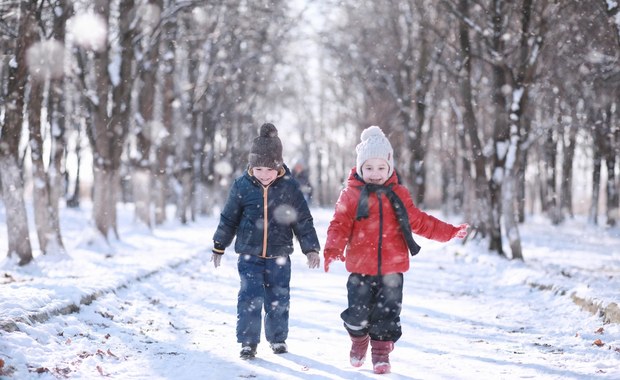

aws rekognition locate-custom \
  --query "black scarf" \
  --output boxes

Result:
[355,182,421,256]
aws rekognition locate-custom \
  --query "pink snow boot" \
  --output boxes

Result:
[349,334,370,367]
[371,340,394,374]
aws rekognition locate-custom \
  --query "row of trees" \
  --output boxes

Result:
[309,0,620,259]
[1,0,619,266]
[1,0,293,265]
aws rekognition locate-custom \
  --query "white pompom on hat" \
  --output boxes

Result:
[355,126,394,178]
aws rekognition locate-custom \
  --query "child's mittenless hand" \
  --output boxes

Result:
[323,249,345,272]
[211,252,223,268]
[306,251,320,269]
[453,223,469,239]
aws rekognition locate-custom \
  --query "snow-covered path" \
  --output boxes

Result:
[1,207,620,379]
[8,251,617,380]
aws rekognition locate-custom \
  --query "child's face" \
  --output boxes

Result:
[253,166,278,185]
[361,158,390,185]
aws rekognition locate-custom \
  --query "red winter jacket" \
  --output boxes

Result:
[324,168,459,276]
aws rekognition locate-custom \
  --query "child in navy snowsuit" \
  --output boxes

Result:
[211,123,321,359]
[324,126,468,374]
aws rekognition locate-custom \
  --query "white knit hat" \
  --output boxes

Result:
[355,126,394,177]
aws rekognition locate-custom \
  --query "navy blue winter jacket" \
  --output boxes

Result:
[212,165,320,258]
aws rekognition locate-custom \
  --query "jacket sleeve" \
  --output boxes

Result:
[399,187,458,242]
[324,187,356,259]
[212,180,243,251]
[291,184,321,254]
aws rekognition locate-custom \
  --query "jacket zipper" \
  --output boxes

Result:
[377,192,383,275]
[262,185,269,258]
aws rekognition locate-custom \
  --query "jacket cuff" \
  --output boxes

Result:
[212,243,225,254]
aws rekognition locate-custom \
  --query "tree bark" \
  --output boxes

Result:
[560,120,577,219]
[89,0,135,240]
[487,0,510,257]
[158,6,177,224]
[603,106,618,226]
[132,1,163,229]
[502,172,523,259]
[89,0,115,239]
[542,125,560,223]
[457,0,491,239]
[589,109,604,225]
[47,0,71,248]
[0,0,35,265]
[28,73,62,255]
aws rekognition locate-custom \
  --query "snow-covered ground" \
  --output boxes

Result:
[1,203,619,379]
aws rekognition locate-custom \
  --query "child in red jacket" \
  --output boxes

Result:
[323,126,468,374]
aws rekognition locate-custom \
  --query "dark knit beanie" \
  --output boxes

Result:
[249,123,283,170]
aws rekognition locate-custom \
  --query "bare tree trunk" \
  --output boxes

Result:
[542,126,561,223]
[175,115,196,224]
[457,0,490,239]
[29,74,63,255]
[92,169,120,238]
[159,13,180,224]
[66,125,83,208]
[132,0,163,228]
[132,168,152,227]
[175,18,199,223]
[176,106,196,224]
[502,173,523,259]
[487,0,510,257]
[0,159,32,265]
[89,0,135,240]
[451,97,472,220]
[589,110,604,225]
[603,106,618,226]
[440,119,458,215]
[27,2,69,256]
[0,0,35,265]
[605,156,618,226]
[502,127,524,260]
[89,0,115,240]
[560,121,577,219]
[590,154,601,226]
[47,0,71,249]
[176,170,192,224]
[408,6,430,207]
[516,149,527,223]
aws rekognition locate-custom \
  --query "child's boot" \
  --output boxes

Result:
[349,334,370,367]
[370,340,394,374]
[270,342,288,354]
[240,344,257,360]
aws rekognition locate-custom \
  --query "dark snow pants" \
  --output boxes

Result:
[236,254,291,346]
[341,273,403,342]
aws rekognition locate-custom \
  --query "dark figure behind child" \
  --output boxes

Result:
[292,160,313,204]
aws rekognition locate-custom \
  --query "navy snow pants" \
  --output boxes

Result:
[236,254,291,346]
[341,272,403,342]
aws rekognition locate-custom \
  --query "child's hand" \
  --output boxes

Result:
[211,252,223,268]
[454,223,469,239]
[306,251,320,269]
